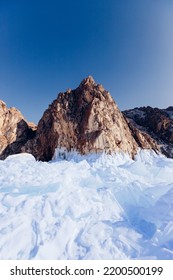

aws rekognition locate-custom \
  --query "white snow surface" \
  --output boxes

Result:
[0,149,173,260]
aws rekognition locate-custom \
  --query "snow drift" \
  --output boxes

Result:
[0,150,173,259]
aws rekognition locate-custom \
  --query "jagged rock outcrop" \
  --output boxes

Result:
[2,77,173,161]
[0,100,36,160]
[24,76,138,161]
[123,106,173,157]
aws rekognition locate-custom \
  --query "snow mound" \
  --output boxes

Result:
[0,150,173,259]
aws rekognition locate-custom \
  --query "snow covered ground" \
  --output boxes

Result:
[0,149,173,260]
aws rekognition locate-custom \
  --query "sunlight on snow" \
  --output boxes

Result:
[0,150,173,259]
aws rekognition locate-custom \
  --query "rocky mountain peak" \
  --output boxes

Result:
[24,77,138,161]
[1,79,173,161]
[79,75,96,88]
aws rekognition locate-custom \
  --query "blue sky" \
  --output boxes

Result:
[0,0,173,123]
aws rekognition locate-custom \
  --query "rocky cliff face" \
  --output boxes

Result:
[123,106,173,157]
[0,100,36,160]
[1,77,173,161]
[24,76,138,161]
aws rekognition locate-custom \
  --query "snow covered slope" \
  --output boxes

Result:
[0,150,173,259]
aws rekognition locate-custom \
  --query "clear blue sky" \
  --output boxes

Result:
[1,0,173,123]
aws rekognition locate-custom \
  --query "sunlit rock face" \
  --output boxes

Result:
[2,77,173,162]
[123,106,173,157]
[26,76,138,161]
[0,100,36,160]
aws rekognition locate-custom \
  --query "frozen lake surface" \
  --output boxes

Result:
[0,150,173,259]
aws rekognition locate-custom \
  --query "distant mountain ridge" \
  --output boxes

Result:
[0,76,172,160]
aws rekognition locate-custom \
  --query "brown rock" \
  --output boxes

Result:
[26,76,138,161]
[0,100,36,160]
[123,106,173,157]
[3,78,173,161]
